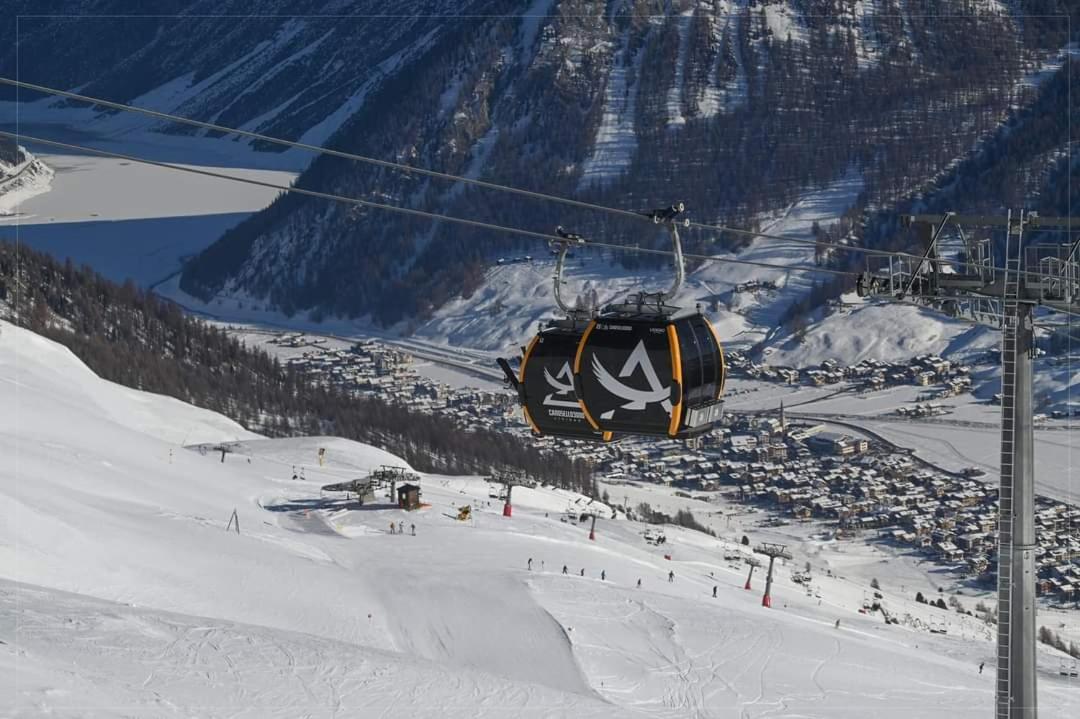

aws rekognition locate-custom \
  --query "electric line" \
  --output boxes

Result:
[0,76,996,270]
[0,130,859,281]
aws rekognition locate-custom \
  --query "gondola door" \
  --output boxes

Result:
[574,319,682,437]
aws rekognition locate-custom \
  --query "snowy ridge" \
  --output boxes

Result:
[0,144,53,217]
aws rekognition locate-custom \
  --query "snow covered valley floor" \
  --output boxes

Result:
[2,320,1078,717]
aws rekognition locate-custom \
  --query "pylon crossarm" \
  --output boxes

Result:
[899,212,953,300]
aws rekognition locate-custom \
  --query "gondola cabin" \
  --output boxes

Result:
[518,323,612,441]
[573,311,725,438]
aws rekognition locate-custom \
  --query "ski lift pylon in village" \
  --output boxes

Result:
[498,203,725,440]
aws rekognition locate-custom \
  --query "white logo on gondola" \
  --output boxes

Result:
[591,340,671,419]
[543,362,581,409]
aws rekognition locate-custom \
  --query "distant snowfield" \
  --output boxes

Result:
[3,321,1079,717]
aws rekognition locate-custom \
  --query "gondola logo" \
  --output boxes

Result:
[591,340,671,419]
[543,362,581,409]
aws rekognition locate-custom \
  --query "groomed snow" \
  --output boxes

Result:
[3,321,1079,716]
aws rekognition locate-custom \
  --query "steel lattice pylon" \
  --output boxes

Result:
[859,210,1079,719]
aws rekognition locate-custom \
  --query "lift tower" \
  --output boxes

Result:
[859,210,1079,719]
[754,543,792,608]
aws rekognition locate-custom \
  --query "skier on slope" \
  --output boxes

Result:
[562,565,568,575]
[636,579,642,589]
[979,662,985,674]
[389,522,395,535]
[601,570,606,581]
[411,523,416,536]
[668,571,675,583]
[580,568,585,577]
[528,558,533,570]
[713,586,718,598]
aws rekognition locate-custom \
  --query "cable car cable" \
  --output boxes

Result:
[0,130,861,280]
[0,76,1018,272]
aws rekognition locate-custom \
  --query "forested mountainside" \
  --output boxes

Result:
[0,241,594,490]
[3,1,1075,326]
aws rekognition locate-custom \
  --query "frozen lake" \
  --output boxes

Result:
[0,124,296,286]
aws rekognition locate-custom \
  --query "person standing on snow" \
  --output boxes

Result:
[979,662,984,674]
[562,565,568,575]
[601,570,606,581]
[713,585,718,598]
[389,522,396,535]
[410,523,416,536]
[668,571,675,583]
[527,558,533,570]
[580,568,585,577]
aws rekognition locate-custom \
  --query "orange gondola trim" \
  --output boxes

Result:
[667,324,683,438]
[519,335,541,435]
[574,320,603,431]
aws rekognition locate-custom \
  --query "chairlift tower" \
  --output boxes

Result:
[492,469,527,518]
[743,556,763,590]
[859,210,1080,719]
[753,543,792,608]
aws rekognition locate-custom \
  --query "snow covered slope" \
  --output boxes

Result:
[0,142,52,217]
[3,321,1078,716]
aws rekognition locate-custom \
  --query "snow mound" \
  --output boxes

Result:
[0,321,258,446]
[764,295,1000,367]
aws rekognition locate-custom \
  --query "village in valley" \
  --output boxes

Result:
[265,330,1080,607]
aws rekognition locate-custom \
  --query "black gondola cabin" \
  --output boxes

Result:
[573,311,724,438]
[519,323,612,441]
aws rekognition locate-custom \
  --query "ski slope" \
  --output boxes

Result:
[2,321,1078,717]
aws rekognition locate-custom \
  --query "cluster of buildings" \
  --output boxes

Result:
[270,332,1078,604]
[724,351,973,393]
[584,411,1079,604]
[275,336,519,431]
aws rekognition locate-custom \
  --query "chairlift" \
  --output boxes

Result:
[499,203,726,440]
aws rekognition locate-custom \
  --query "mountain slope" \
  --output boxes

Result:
[4,1,1071,327]
[3,320,1079,717]
[172,0,1071,325]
